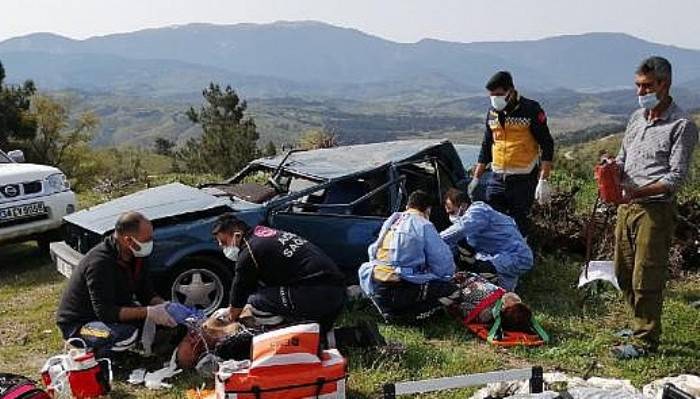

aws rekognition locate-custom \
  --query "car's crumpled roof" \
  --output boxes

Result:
[252,139,468,180]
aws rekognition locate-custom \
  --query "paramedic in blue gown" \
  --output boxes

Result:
[441,188,533,291]
[358,190,461,321]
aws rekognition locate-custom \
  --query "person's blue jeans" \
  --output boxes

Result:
[486,168,538,237]
[59,321,139,357]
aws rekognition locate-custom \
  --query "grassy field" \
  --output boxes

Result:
[0,241,698,398]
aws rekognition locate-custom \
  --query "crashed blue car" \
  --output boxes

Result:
[50,140,477,313]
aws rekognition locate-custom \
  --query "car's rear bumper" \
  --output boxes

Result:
[0,191,76,243]
[50,240,83,278]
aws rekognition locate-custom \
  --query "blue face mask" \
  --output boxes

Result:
[638,92,659,110]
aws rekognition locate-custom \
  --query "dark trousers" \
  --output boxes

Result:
[614,202,676,348]
[247,285,347,332]
[486,168,538,237]
[58,321,140,357]
[372,280,460,322]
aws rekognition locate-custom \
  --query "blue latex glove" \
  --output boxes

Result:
[166,302,205,325]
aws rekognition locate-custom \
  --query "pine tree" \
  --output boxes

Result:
[176,83,258,176]
[0,61,37,148]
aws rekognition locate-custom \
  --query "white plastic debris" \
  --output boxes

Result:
[217,359,251,381]
[142,349,182,390]
[127,368,146,385]
[578,261,620,290]
[470,373,644,399]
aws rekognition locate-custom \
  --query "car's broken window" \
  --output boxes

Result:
[285,169,392,217]
[397,158,454,230]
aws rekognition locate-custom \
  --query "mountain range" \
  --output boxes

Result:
[2,21,700,148]
[2,21,700,98]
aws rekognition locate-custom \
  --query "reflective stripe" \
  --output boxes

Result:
[250,353,321,369]
[252,323,318,342]
[491,158,538,175]
[79,326,110,339]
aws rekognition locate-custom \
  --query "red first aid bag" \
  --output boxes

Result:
[594,159,623,204]
[40,339,111,399]
[216,323,347,399]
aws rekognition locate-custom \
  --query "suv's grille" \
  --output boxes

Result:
[0,181,43,198]
[63,223,103,254]
[23,181,42,195]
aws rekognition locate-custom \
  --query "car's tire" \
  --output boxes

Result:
[37,229,62,256]
[168,256,232,315]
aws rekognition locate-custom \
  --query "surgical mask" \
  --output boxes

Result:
[130,238,153,257]
[490,95,508,111]
[638,92,659,110]
[223,245,240,262]
[449,214,460,224]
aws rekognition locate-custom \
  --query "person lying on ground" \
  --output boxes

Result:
[56,212,182,357]
[176,305,385,369]
[441,188,533,291]
[210,214,347,334]
[358,190,461,322]
[451,271,531,331]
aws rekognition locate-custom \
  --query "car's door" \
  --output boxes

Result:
[267,174,401,281]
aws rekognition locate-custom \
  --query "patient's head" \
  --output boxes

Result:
[500,294,532,332]
[176,331,207,369]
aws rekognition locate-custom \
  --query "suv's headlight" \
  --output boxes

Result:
[46,173,70,192]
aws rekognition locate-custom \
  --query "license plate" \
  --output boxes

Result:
[0,202,47,222]
[56,256,73,278]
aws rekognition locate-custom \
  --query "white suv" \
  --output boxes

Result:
[0,149,76,252]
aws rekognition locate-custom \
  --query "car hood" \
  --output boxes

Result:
[65,183,235,235]
[0,163,63,183]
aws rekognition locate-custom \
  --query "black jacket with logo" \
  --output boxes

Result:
[229,226,345,308]
[56,236,156,330]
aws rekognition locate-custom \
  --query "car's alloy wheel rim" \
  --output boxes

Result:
[171,268,224,315]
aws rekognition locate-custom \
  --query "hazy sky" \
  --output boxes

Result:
[2,0,700,49]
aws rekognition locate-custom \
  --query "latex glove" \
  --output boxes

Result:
[534,179,552,205]
[141,317,156,355]
[467,177,480,200]
[211,307,231,323]
[166,302,205,325]
[147,303,177,328]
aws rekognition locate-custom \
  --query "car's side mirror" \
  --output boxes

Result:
[7,150,25,163]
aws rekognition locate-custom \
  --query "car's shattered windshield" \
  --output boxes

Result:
[202,165,320,204]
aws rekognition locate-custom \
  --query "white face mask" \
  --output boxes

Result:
[223,245,240,262]
[490,95,508,111]
[130,237,153,258]
[638,92,659,110]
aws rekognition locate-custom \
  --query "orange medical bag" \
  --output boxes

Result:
[215,323,347,399]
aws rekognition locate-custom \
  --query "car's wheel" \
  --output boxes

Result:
[169,256,232,315]
[37,229,62,256]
